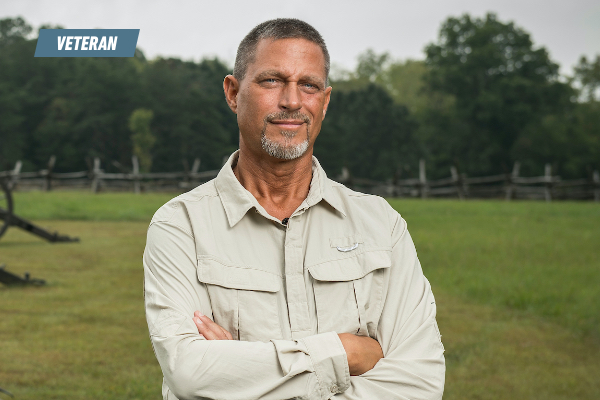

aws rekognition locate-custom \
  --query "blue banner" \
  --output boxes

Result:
[35,29,140,57]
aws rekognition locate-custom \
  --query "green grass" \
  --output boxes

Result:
[0,221,162,400]
[12,191,175,221]
[1,192,599,399]
[388,199,600,339]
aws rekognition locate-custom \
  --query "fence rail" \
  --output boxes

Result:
[1,156,599,201]
[337,161,599,202]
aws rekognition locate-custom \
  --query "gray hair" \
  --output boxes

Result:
[233,18,330,83]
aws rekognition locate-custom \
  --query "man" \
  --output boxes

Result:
[144,18,445,400]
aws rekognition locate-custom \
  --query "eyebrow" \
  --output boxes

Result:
[255,70,286,81]
[255,70,325,87]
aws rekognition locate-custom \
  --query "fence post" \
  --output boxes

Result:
[450,166,464,200]
[419,159,428,199]
[8,161,22,190]
[505,161,520,201]
[91,157,101,193]
[187,157,200,187]
[339,167,350,183]
[593,170,599,202]
[43,155,56,192]
[132,155,140,194]
[191,158,200,175]
[544,164,552,202]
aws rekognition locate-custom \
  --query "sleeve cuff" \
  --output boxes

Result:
[300,331,350,398]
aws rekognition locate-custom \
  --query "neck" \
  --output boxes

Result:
[233,146,314,221]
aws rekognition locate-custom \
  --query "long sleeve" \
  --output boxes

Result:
[144,220,350,400]
[333,211,446,400]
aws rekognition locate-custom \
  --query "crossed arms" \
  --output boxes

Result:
[144,209,445,400]
[193,311,384,376]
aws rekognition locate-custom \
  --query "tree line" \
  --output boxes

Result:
[1,14,599,181]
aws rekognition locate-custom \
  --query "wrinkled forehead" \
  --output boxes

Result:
[247,38,328,82]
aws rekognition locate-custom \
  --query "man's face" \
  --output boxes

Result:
[225,38,331,161]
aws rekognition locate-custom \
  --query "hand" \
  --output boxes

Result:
[338,333,384,376]
[193,311,233,340]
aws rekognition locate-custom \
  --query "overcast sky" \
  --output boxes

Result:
[2,0,599,76]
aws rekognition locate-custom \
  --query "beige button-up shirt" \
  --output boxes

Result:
[144,151,445,400]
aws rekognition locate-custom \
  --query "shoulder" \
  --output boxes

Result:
[149,179,219,231]
[326,178,405,234]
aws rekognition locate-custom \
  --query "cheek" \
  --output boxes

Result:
[305,100,326,126]
[304,93,327,114]
[237,97,262,128]
[239,91,276,123]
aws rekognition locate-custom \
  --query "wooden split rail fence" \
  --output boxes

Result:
[1,157,599,201]
[340,161,600,202]
[0,156,220,193]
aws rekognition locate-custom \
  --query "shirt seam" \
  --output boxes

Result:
[391,214,409,248]
[305,247,392,268]
[197,254,283,278]
[149,219,195,239]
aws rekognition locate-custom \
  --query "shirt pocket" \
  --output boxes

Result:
[307,248,391,338]
[197,255,282,342]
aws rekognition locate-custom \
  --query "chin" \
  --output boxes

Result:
[261,137,310,160]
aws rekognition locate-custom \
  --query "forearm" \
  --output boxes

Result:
[149,291,349,399]
[144,221,350,400]
[332,313,445,400]
[151,327,349,400]
[328,211,445,399]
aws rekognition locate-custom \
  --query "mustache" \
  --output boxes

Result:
[264,111,310,124]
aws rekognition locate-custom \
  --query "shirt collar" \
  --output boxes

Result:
[215,150,347,228]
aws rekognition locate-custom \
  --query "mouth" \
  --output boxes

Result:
[269,120,306,130]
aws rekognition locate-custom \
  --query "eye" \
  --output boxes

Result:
[259,78,280,87]
[301,82,320,92]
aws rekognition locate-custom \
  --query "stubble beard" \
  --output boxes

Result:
[260,112,311,160]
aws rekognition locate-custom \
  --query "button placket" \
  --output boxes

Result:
[283,217,311,339]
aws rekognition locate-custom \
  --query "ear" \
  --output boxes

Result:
[223,75,240,113]
[321,86,332,120]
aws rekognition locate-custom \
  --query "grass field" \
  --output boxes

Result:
[1,191,599,399]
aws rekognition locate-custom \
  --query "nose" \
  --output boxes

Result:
[279,82,301,111]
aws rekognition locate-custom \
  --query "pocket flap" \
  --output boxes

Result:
[308,249,391,282]
[197,256,280,292]
[329,234,363,248]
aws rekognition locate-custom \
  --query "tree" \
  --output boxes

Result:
[375,60,428,113]
[0,16,238,173]
[316,84,418,181]
[0,16,31,48]
[574,55,600,102]
[330,49,390,93]
[129,108,155,172]
[140,57,238,172]
[423,13,573,176]
[0,17,35,169]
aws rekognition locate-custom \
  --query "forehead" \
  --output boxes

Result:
[246,38,327,81]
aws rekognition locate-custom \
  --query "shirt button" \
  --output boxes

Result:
[330,384,338,393]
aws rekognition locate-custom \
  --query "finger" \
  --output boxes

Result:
[198,314,230,340]
[192,317,206,339]
[193,311,214,339]
[220,326,233,340]
[194,317,221,340]
[194,310,205,319]
[193,311,231,340]
[224,328,233,340]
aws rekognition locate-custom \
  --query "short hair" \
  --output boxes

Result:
[233,18,330,83]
